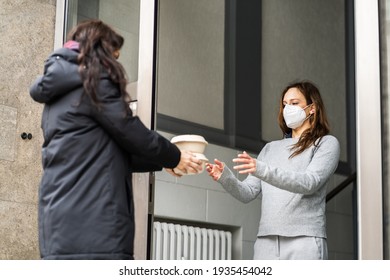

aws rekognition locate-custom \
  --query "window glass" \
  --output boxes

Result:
[154,0,356,260]
[156,0,225,130]
[65,0,140,100]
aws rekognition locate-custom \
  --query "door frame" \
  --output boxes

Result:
[354,0,383,259]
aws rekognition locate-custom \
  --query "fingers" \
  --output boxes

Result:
[232,158,252,164]
[211,159,224,171]
[209,171,221,181]
[232,151,256,174]
[175,150,204,175]
[206,159,224,181]
[165,168,182,177]
[214,158,224,169]
[233,163,254,170]
[232,151,252,162]
[181,150,256,178]
[189,154,203,173]
[233,165,256,174]
[186,160,202,173]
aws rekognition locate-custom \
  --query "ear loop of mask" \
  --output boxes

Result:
[305,104,314,121]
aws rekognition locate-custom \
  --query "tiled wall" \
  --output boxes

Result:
[0,0,56,259]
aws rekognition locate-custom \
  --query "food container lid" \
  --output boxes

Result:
[171,134,208,144]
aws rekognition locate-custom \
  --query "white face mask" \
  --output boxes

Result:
[283,104,311,129]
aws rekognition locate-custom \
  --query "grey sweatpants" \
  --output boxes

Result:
[253,235,328,260]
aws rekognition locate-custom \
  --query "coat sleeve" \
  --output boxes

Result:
[91,78,181,169]
[130,155,164,173]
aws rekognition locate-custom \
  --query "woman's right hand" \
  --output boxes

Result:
[174,150,203,175]
[206,159,224,181]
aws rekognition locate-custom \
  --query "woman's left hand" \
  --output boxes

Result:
[232,151,257,174]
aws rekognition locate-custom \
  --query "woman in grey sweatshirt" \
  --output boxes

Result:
[206,80,340,260]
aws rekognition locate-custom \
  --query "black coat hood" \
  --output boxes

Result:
[31,48,82,104]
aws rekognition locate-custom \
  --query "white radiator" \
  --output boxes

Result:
[152,222,232,260]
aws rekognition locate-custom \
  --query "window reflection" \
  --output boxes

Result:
[65,0,140,101]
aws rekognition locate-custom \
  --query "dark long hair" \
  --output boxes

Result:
[67,19,130,109]
[277,80,330,158]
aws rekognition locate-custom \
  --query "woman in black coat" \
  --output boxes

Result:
[30,20,200,260]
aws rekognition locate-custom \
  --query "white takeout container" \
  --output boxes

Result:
[171,135,209,175]
[170,134,208,154]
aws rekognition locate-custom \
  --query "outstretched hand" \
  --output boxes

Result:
[232,151,257,174]
[206,159,224,181]
[167,150,202,177]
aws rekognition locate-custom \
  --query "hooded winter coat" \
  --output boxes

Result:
[30,47,181,260]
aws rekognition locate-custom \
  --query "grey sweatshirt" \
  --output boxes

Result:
[218,135,340,238]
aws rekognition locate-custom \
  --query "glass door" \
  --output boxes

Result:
[153,0,356,260]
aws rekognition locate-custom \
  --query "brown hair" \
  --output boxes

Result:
[67,19,130,109]
[277,80,330,158]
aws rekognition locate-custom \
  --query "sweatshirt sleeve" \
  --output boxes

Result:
[218,167,262,203]
[217,147,267,203]
[253,135,340,195]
